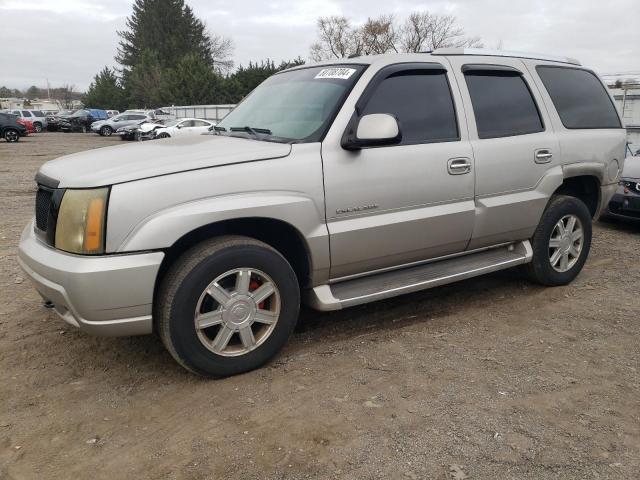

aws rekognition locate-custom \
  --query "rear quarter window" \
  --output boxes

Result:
[536,66,621,129]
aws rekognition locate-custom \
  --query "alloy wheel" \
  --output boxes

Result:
[194,268,280,357]
[5,130,18,142]
[548,214,583,272]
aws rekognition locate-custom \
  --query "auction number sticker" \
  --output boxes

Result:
[315,68,356,80]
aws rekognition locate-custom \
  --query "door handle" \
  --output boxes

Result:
[535,149,553,163]
[447,157,472,175]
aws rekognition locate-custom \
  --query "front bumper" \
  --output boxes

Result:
[605,189,640,220]
[18,221,164,336]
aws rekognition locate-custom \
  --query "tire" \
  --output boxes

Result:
[157,132,170,139]
[524,195,592,286]
[33,122,42,133]
[4,128,19,142]
[100,126,112,136]
[156,236,300,377]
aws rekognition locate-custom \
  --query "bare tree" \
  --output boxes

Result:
[209,34,234,75]
[359,15,398,55]
[310,12,482,60]
[310,16,360,61]
[400,12,482,52]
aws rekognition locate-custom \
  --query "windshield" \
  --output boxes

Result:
[217,65,365,142]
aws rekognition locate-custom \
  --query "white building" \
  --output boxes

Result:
[610,88,640,152]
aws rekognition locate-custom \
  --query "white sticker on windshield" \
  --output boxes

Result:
[315,67,356,80]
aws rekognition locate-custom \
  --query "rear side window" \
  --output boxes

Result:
[33,111,44,117]
[22,110,31,117]
[536,66,621,129]
[464,70,544,139]
[361,69,459,145]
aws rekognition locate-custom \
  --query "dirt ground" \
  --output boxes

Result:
[0,132,639,480]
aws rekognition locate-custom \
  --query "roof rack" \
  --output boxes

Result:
[432,47,581,66]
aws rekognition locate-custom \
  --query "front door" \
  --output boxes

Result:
[321,62,476,279]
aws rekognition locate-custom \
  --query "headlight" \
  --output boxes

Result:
[55,188,109,254]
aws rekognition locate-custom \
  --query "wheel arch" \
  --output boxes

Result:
[553,173,601,217]
[153,217,314,315]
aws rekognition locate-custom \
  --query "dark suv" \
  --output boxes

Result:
[59,110,105,133]
[0,113,27,142]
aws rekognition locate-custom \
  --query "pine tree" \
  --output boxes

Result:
[160,53,224,105]
[116,0,215,78]
[83,67,127,110]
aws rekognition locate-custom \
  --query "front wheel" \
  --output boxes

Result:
[100,126,112,136]
[156,132,170,139]
[156,236,300,377]
[33,122,43,133]
[4,128,19,142]
[524,195,592,286]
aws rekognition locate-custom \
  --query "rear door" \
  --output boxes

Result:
[447,56,561,249]
[322,62,476,279]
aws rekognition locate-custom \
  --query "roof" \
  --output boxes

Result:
[287,49,582,72]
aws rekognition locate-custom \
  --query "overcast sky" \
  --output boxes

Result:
[1,0,639,91]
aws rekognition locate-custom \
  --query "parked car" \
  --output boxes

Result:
[0,112,27,142]
[18,50,626,377]
[46,110,75,131]
[605,155,640,220]
[16,118,34,134]
[154,118,214,138]
[59,109,105,133]
[91,112,150,136]
[116,119,165,141]
[10,109,47,132]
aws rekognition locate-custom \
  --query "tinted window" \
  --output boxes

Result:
[130,115,146,120]
[536,66,621,129]
[180,120,196,127]
[22,111,31,117]
[362,69,458,144]
[33,111,44,117]
[192,120,209,127]
[465,71,543,139]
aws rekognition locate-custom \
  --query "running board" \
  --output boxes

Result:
[307,241,532,311]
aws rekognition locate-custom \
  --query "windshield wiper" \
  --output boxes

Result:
[229,126,272,138]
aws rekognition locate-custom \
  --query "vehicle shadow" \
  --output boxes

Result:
[598,216,640,234]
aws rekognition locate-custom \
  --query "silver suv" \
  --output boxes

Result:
[10,109,48,132]
[18,49,626,376]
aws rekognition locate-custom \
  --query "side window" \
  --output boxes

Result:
[22,111,31,117]
[361,69,459,145]
[464,70,544,139]
[180,120,196,128]
[536,66,621,129]
[33,111,44,117]
[131,115,146,120]
[192,120,209,127]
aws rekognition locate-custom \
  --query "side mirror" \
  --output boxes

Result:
[342,113,401,150]
[176,124,183,129]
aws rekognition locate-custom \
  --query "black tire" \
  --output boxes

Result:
[156,236,300,377]
[4,128,19,142]
[157,132,170,139]
[100,125,113,136]
[33,122,43,133]
[524,195,592,286]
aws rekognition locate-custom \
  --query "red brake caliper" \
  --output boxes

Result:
[249,281,265,309]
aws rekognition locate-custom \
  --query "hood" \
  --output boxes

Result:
[622,155,640,180]
[39,135,292,188]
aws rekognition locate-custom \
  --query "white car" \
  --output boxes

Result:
[154,118,214,139]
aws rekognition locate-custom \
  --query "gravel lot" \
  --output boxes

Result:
[1,133,639,480]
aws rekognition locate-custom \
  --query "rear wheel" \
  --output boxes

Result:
[100,125,112,136]
[4,128,19,142]
[525,195,592,286]
[33,122,42,133]
[156,236,300,377]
